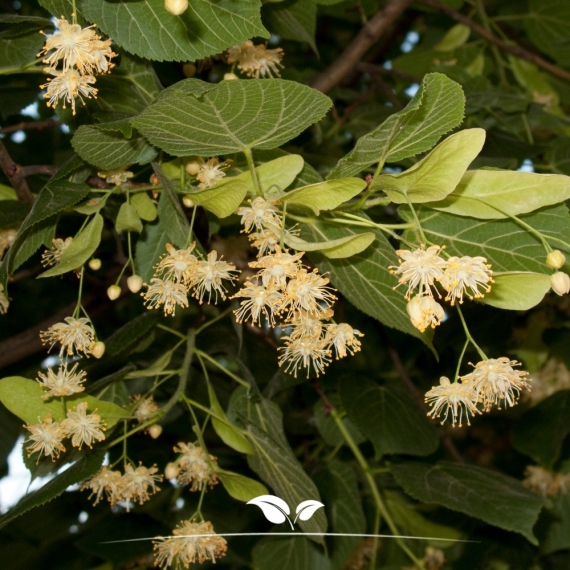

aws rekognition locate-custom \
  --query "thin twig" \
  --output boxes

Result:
[311,0,415,93]
[417,0,570,83]
[371,73,404,109]
[0,138,34,203]
[357,62,421,84]
[19,164,59,177]
[0,118,59,136]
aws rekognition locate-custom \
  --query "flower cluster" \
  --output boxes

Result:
[132,394,159,423]
[522,465,570,497]
[37,362,86,399]
[39,17,116,114]
[227,40,284,78]
[390,245,493,333]
[142,243,238,316]
[0,228,16,259]
[81,463,162,509]
[40,316,98,357]
[41,237,73,267]
[24,402,106,462]
[153,520,227,569]
[166,442,219,492]
[425,357,532,427]
[232,198,363,377]
[192,157,231,189]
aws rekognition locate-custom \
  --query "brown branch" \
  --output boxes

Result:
[311,0,415,94]
[417,0,570,83]
[357,62,421,84]
[19,164,59,177]
[0,139,34,203]
[371,74,404,110]
[0,118,59,136]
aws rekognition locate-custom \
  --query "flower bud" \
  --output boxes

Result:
[165,462,180,480]
[546,250,566,270]
[182,62,196,77]
[91,341,106,359]
[164,0,188,16]
[127,274,143,293]
[89,258,101,271]
[223,72,238,81]
[148,424,163,439]
[550,272,570,296]
[185,160,201,176]
[150,173,160,186]
[182,195,195,208]
[107,284,121,300]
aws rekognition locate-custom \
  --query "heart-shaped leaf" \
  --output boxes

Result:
[294,499,325,523]
[247,495,292,527]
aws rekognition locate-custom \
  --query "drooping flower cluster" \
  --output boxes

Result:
[39,17,116,114]
[390,245,493,333]
[142,243,238,316]
[81,463,162,509]
[522,465,570,497]
[24,402,106,462]
[167,442,219,492]
[153,520,227,569]
[425,358,532,427]
[194,157,231,189]
[36,362,86,399]
[40,316,96,357]
[232,198,363,378]
[227,40,284,79]
[132,394,159,423]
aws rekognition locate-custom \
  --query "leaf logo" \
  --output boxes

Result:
[246,495,324,529]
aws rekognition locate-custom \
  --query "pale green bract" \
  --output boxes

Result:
[481,272,552,311]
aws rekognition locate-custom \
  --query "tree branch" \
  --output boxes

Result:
[311,0,415,94]
[417,0,570,83]
[19,164,59,177]
[0,118,59,136]
[0,139,34,203]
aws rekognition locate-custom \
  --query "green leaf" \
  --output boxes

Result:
[115,202,143,234]
[313,400,365,447]
[71,125,157,170]
[526,0,570,65]
[39,214,104,277]
[391,461,544,544]
[401,204,570,273]
[340,377,439,457]
[481,272,551,311]
[541,493,570,555]
[135,220,170,283]
[328,73,465,179]
[434,23,471,51]
[0,376,127,428]
[281,178,366,214]
[187,179,249,218]
[301,221,429,343]
[217,469,268,502]
[262,0,318,54]
[132,79,332,155]
[0,201,29,228]
[208,383,253,454]
[11,217,56,272]
[375,128,485,204]
[0,16,51,70]
[252,537,330,570]
[429,170,570,219]
[154,163,189,249]
[75,194,109,215]
[0,182,17,201]
[82,0,268,62]
[0,448,105,529]
[512,390,570,469]
[229,387,327,540]
[125,350,174,378]
[104,311,159,357]
[131,192,157,222]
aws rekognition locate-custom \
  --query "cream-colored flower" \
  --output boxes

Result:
[278,334,331,378]
[0,284,8,315]
[287,309,333,339]
[282,268,336,316]
[97,167,134,186]
[41,237,73,267]
[37,362,86,399]
[232,281,282,325]
[0,228,16,259]
[42,67,97,115]
[550,271,570,296]
[133,395,159,423]
[143,278,189,316]
[546,250,566,270]
[165,0,189,16]
[249,246,304,287]
[227,40,284,79]
[191,251,238,304]
[120,463,162,509]
[81,466,123,506]
[153,520,227,569]
[248,228,280,256]
[61,401,106,449]
[325,323,363,359]
[423,546,445,570]
[461,358,531,411]
[88,38,117,74]
[425,376,480,427]
[390,245,447,299]
[526,358,570,404]
[40,316,95,357]
[522,465,570,497]
[24,413,66,461]
[441,255,493,305]
[195,157,230,189]
[237,197,281,233]
[155,243,198,285]
[406,295,445,333]
[174,442,219,492]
